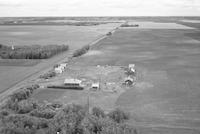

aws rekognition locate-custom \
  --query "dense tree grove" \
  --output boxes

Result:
[0,44,69,59]
[0,84,138,134]
[73,45,90,57]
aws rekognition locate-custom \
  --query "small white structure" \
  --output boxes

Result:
[64,79,82,86]
[129,64,135,69]
[55,67,63,74]
[130,68,136,73]
[11,45,15,50]
[91,82,100,90]
[128,64,136,75]
[60,63,67,68]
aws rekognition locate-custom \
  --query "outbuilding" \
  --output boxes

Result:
[124,77,134,85]
[60,63,67,68]
[55,67,63,74]
[64,79,82,86]
[91,82,100,90]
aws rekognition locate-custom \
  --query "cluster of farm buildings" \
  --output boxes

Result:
[44,62,136,92]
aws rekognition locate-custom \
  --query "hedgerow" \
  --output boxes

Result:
[0,44,69,59]
[73,45,90,57]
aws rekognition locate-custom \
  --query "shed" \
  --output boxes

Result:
[60,63,67,68]
[55,67,63,74]
[91,83,100,90]
[64,79,82,86]
[130,68,136,73]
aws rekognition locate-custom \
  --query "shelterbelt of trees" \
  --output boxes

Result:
[0,44,69,59]
[73,45,90,57]
[0,85,138,134]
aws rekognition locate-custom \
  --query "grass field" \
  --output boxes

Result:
[0,23,119,94]
[32,21,200,133]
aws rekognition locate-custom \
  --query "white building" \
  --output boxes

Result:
[60,63,67,68]
[64,79,82,86]
[91,82,100,90]
[55,67,63,74]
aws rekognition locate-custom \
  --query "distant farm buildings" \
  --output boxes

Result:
[54,63,67,74]
[124,64,136,86]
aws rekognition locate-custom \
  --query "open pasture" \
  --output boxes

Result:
[48,22,200,133]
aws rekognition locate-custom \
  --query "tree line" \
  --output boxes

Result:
[0,84,138,134]
[0,44,69,59]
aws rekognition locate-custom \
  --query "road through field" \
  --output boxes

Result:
[70,23,200,133]
[0,23,120,102]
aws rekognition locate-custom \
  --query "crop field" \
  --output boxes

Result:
[32,21,200,133]
[0,23,119,94]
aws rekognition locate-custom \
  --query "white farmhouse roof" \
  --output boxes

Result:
[92,83,100,88]
[64,79,82,84]
[60,63,67,67]
[55,67,63,73]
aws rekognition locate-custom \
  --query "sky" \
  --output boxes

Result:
[0,0,200,17]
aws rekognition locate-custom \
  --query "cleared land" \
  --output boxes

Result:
[33,22,200,133]
[0,23,119,94]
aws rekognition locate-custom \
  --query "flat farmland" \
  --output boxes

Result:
[0,23,119,94]
[54,23,200,133]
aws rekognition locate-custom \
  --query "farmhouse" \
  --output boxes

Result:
[64,79,82,86]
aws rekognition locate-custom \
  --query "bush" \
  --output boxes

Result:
[30,108,56,119]
[82,115,113,134]
[47,102,63,109]
[0,114,49,134]
[17,99,38,114]
[50,104,86,134]
[3,99,38,114]
[9,85,39,102]
[82,115,136,134]
[73,45,90,57]
[39,71,56,79]
[92,107,105,118]
[108,108,130,123]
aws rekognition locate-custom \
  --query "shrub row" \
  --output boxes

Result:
[0,44,69,59]
[73,45,90,57]
[39,71,56,79]
[120,24,139,27]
